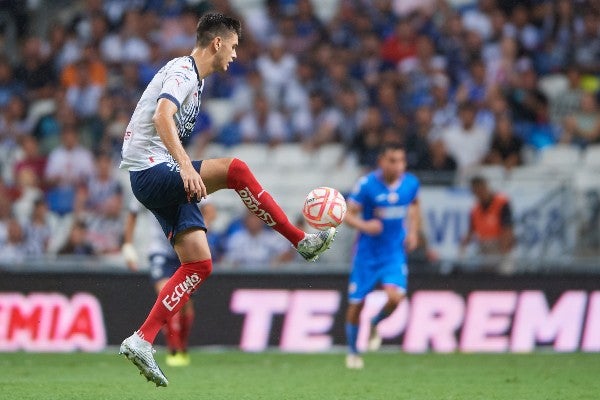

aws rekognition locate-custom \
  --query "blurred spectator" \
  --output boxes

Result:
[0,56,24,108]
[381,18,417,66]
[461,0,495,41]
[0,195,11,246]
[441,101,491,172]
[64,59,105,119]
[100,9,150,64]
[572,13,600,74]
[561,92,600,147]
[44,125,95,215]
[549,65,583,126]
[256,35,297,109]
[138,38,167,87]
[78,151,123,255]
[0,95,32,143]
[505,4,541,53]
[430,74,457,132]
[162,7,199,58]
[13,135,47,188]
[221,211,293,269]
[335,85,365,146]
[422,140,457,172]
[14,36,56,100]
[405,105,437,169]
[239,92,288,145]
[23,198,56,257]
[461,175,515,258]
[0,217,26,263]
[12,168,44,224]
[293,0,326,50]
[347,107,384,170]
[61,44,107,90]
[58,219,95,256]
[292,90,339,146]
[485,114,523,169]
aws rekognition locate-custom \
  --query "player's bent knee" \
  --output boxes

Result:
[389,292,404,306]
[226,158,250,189]
[181,259,213,283]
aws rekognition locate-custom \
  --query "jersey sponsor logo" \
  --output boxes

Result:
[238,187,276,226]
[375,205,407,219]
[162,273,202,311]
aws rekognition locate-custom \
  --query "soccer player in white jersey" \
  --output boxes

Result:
[118,13,336,387]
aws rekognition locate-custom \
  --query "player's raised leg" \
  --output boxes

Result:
[199,157,336,261]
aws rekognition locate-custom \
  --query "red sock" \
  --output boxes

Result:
[227,158,305,246]
[138,259,212,343]
[179,308,195,352]
[162,312,182,352]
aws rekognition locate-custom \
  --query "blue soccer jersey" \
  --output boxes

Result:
[347,170,420,302]
[348,170,420,264]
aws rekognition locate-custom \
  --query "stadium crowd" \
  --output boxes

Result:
[0,0,599,267]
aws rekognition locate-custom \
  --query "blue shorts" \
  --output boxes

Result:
[149,253,180,283]
[130,161,206,243]
[348,258,408,303]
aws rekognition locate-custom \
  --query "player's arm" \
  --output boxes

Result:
[122,211,139,271]
[344,201,383,235]
[499,201,515,253]
[405,198,420,252]
[460,212,475,250]
[153,98,207,200]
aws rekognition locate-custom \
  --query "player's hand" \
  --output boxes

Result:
[180,162,207,201]
[122,243,139,271]
[362,219,383,235]
[405,231,419,252]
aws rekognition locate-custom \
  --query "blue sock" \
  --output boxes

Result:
[371,308,392,326]
[345,322,359,354]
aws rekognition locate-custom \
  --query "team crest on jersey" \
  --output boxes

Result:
[387,192,399,204]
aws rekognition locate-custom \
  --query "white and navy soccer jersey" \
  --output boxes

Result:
[347,170,419,301]
[120,56,204,172]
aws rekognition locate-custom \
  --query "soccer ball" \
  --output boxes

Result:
[302,187,347,230]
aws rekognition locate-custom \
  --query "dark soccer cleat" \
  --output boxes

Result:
[296,227,336,262]
[119,332,169,387]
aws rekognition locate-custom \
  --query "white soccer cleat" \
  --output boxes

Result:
[367,324,382,351]
[119,332,169,387]
[345,354,364,370]
[296,227,337,262]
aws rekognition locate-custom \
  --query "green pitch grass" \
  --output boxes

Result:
[1,351,599,400]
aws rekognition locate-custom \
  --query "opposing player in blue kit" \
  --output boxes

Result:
[343,143,421,369]
[118,13,336,387]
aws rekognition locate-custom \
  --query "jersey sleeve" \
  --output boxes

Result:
[348,176,369,207]
[158,60,196,110]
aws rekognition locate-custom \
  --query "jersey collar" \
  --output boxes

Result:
[375,169,403,191]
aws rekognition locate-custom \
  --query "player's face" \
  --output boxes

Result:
[379,149,406,181]
[214,33,238,72]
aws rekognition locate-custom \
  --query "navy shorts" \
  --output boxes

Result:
[130,161,206,243]
[149,253,180,283]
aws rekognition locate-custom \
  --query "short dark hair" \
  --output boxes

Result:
[196,13,242,47]
[470,175,487,187]
[378,142,405,157]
